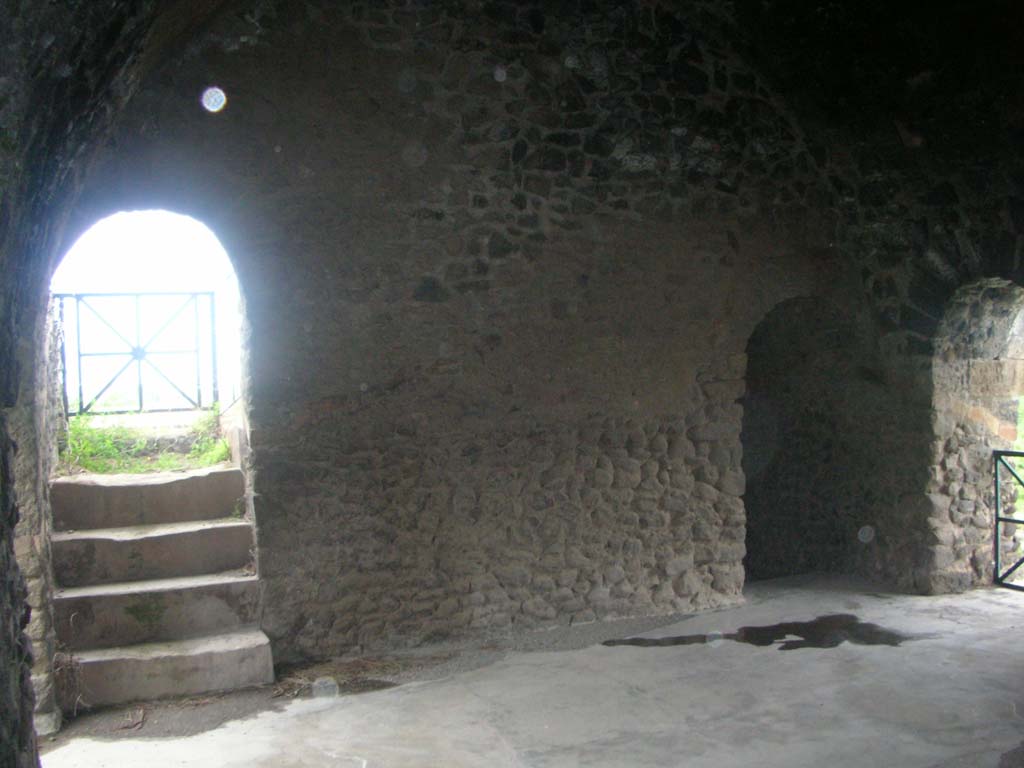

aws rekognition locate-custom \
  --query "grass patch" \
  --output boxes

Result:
[188,409,232,465]
[59,408,232,475]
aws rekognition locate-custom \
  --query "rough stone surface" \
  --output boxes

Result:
[37,576,1024,768]
[53,572,262,652]
[1,411,38,765]
[38,0,1024,662]
[742,296,931,584]
[2,0,234,755]
[923,280,1024,593]
[66,627,274,709]
[50,467,247,531]
[2,0,1024,751]
[12,306,64,735]
[69,0,835,660]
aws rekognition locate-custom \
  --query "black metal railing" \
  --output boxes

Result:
[993,449,1024,591]
[53,292,219,414]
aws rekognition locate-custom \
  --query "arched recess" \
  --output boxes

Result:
[926,279,1024,591]
[50,210,245,418]
[741,297,890,581]
[4,6,273,741]
[11,112,278,726]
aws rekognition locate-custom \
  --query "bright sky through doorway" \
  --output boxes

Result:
[51,211,236,294]
[51,210,243,411]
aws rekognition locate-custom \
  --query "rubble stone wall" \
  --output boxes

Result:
[6,2,1023,720]
[69,0,843,659]
[927,280,1024,592]
[11,305,63,736]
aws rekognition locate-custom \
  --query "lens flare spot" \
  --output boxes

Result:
[201,87,227,113]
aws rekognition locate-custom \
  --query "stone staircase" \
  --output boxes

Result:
[49,467,273,711]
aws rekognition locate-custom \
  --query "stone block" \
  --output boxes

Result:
[717,470,745,496]
[702,380,745,403]
[694,462,719,485]
[557,569,579,587]
[693,482,718,502]
[522,598,556,619]
[931,545,957,570]
[672,572,703,597]
[668,436,696,460]
[604,565,626,585]
[710,564,744,593]
[494,565,531,587]
[717,541,746,562]
[13,536,42,579]
[665,553,694,577]
[926,520,956,546]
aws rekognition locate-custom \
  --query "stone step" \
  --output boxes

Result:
[53,571,260,651]
[52,519,253,588]
[63,628,274,710]
[51,467,245,531]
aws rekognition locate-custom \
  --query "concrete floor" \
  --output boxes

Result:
[42,576,1024,767]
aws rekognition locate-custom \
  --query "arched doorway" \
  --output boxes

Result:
[51,210,243,420]
[42,210,271,717]
[927,279,1024,591]
[741,297,875,581]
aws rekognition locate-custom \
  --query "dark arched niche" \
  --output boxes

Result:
[742,297,865,581]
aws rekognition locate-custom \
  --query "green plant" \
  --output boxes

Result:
[63,415,150,473]
[191,403,222,441]
[188,403,232,464]
[189,435,232,465]
[59,408,232,475]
